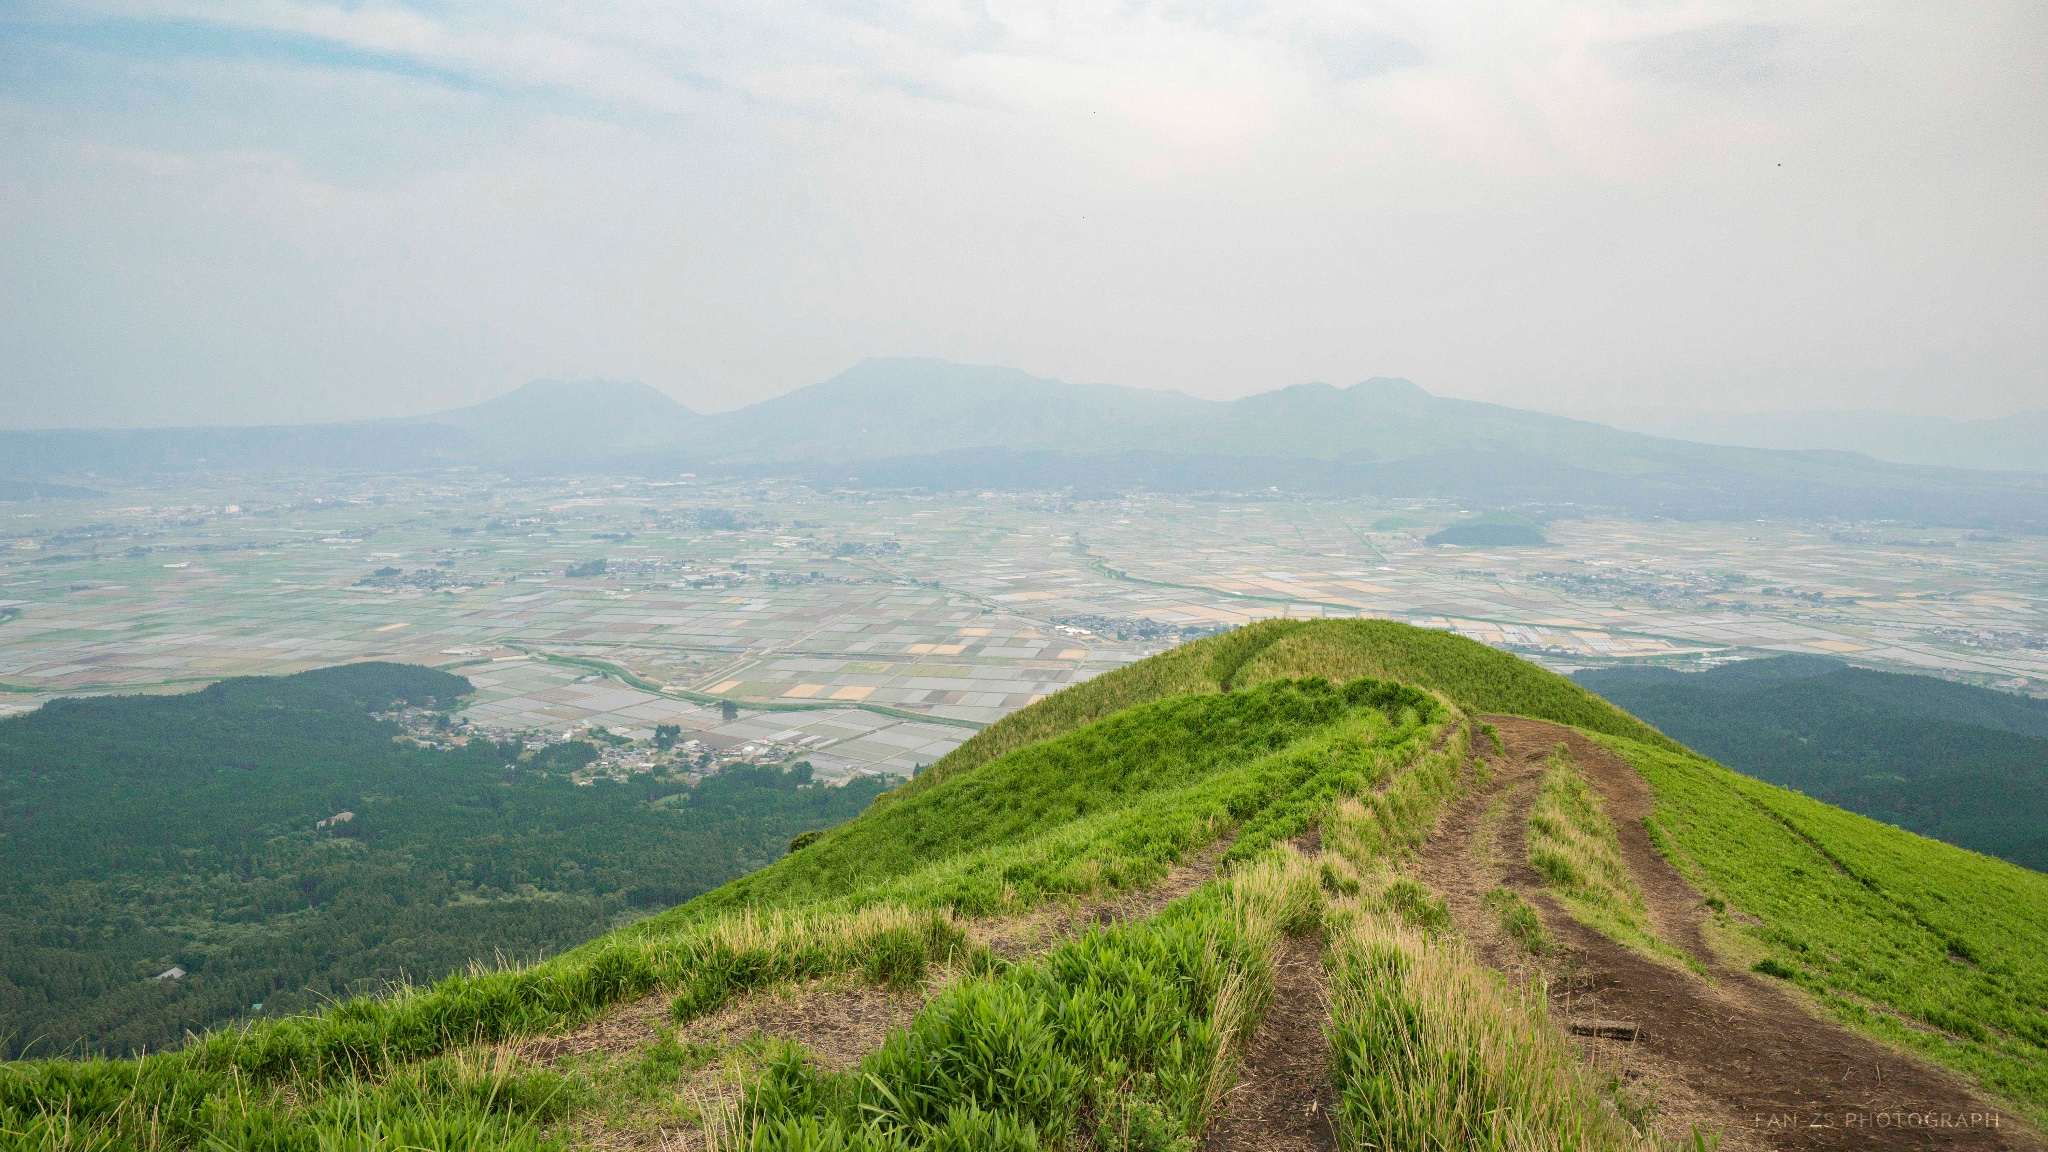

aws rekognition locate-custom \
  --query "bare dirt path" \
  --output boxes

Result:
[1203,935,1338,1152]
[1407,716,2040,1152]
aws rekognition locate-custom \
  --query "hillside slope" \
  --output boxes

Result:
[1619,407,2048,474]
[5,621,2044,1152]
[1576,657,2048,869]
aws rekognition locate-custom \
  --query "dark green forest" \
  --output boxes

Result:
[0,663,888,1058]
[1575,655,2048,871]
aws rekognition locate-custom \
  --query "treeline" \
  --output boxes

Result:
[1575,655,2048,871]
[0,663,889,1058]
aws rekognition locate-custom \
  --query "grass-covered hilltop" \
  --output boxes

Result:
[6,620,2045,1152]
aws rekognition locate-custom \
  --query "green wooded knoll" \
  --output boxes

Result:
[0,663,885,1059]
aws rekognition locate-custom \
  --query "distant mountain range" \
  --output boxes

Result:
[4,359,2046,531]
[1607,407,2048,474]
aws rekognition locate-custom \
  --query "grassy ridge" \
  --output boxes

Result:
[670,674,1428,920]
[16,617,2037,1150]
[1603,735,2048,1127]
[894,617,1673,815]
[0,672,1448,1149]
[722,665,1665,1150]
[883,620,1308,804]
[1232,620,1676,749]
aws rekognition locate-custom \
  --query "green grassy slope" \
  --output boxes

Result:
[1576,657,2048,869]
[1603,736,2048,1127]
[666,676,1438,922]
[884,618,1307,802]
[903,616,1674,809]
[0,666,1460,1149]
[8,619,2045,1150]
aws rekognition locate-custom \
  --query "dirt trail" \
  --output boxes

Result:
[1408,716,2040,1152]
[1204,932,1339,1151]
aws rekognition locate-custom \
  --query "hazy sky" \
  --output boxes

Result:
[2,0,2043,429]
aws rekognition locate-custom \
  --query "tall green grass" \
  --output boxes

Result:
[1232,620,1678,749]
[1526,744,1694,970]
[661,675,1442,922]
[714,849,1326,1152]
[1604,735,2048,1129]
[1324,719,1472,866]
[1310,728,1665,1151]
[1323,907,1656,1152]
[0,1043,575,1152]
[0,905,960,1148]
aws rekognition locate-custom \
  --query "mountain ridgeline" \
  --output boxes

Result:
[6,359,2047,531]
[9,619,2044,1151]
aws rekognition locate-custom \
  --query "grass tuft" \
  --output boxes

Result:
[1482,887,1552,956]
[1526,745,1698,972]
[1322,905,1658,1152]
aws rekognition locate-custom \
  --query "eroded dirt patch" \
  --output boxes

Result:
[687,979,926,1072]
[526,976,931,1151]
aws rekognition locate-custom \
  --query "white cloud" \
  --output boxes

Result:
[1,0,2043,425]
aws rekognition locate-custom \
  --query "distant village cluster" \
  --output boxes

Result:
[372,699,847,788]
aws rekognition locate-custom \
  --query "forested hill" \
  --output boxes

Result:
[0,663,887,1058]
[1574,656,2048,870]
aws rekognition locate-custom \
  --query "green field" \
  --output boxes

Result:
[6,620,2046,1150]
